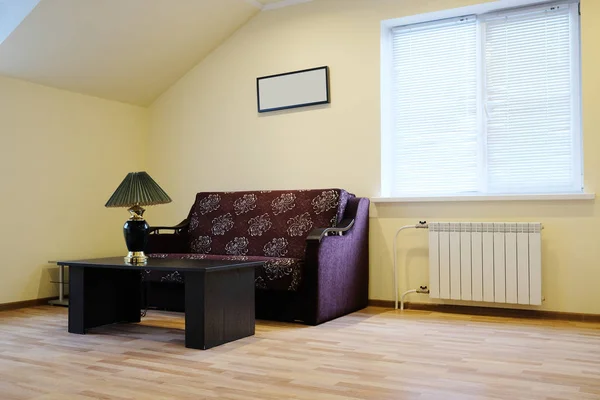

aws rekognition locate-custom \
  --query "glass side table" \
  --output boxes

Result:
[48,261,69,307]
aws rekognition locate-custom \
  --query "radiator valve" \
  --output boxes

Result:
[417,286,430,294]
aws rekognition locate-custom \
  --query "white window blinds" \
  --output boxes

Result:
[391,17,478,196]
[483,5,579,194]
[386,2,581,197]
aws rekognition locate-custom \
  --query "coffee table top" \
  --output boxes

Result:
[57,257,263,272]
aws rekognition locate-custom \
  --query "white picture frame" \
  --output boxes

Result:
[256,66,330,113]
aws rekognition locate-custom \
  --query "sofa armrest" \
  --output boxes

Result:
[306,219,355,242]
[148,219,190,234]
[303,197,369,325]
[147,219,190,254]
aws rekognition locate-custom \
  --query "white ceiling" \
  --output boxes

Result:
[0,0,261,106]
[0,0,40,45]
[0,0,314,106]
[256,0,314,10]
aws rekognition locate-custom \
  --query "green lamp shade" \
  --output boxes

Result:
[105,171,172,208]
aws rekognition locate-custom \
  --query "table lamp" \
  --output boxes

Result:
[105,171,172,264]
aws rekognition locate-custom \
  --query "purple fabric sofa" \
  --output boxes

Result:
[145,189,369,325]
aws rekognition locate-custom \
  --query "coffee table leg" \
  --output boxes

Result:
[69,266,141,334]
[185,268,255,350]
[184,271,206,349]
[68,266,86,334]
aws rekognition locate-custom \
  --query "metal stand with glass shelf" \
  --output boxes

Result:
[48,261,69,306]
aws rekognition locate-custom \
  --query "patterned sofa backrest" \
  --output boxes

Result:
[186,189,352,259]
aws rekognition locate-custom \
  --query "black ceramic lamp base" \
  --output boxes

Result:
[123,218,149,265]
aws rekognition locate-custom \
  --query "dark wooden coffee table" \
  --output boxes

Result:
[57,257,262,350]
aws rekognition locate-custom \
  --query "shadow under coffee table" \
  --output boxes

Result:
[57,257,262,349]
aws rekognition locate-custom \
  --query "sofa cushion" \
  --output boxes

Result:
[145,253,303,291]
[184,189,352,260]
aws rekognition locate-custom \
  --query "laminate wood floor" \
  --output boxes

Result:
[1,306,599,400]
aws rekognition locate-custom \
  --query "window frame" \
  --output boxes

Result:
[380,0,586,200]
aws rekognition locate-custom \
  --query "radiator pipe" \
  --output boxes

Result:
[393,221,428,310]
[400,286,430,310]
[400,289,417,310]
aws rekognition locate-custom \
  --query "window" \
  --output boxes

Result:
[382,1,581,197]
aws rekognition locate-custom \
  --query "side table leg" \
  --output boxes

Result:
[58,265,64,302]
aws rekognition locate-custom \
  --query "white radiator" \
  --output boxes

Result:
[428,222,542,305]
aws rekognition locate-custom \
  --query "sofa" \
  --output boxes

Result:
[144,189,369,325]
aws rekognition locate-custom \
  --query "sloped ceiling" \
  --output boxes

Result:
[257,0,290,4]
[0,0,40,45]
[257,0,314,10]
[0,0,262,106]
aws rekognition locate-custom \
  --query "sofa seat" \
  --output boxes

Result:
[146,253,303,291]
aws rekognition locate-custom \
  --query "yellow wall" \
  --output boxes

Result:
[0,76,148,304]
[147,0,600,314]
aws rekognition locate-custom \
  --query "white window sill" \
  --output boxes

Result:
[371,193,596,203]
